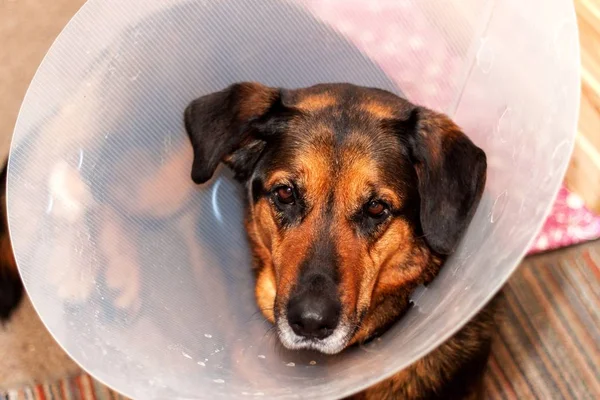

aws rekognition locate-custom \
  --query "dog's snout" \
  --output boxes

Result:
[287,292,340,340]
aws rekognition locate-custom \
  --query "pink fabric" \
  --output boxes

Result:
[528,185,600,254]
[303,0,463,111]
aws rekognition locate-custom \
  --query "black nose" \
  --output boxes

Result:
[287,293,340,340]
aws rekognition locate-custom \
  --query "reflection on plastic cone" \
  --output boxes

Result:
[212,177,223,224]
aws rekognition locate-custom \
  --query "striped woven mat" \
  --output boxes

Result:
[0,375,127,400]
[2,241,599,400]
[484,240,600,399]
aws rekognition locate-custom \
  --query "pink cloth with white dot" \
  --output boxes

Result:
[528,185,600,254]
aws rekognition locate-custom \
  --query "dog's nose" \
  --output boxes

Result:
[287,294,340,340]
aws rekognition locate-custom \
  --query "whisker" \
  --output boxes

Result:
[243,304,277,325]
[261,324,279,342]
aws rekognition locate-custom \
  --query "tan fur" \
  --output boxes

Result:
[0,234,17,273]
[291,127,334,204]
[333,219,364,320]
[0,189,16,274]
[360,100,396,119]
[273,215,317,303]
[414,107,464,168]
[265,170,295,189]
[255,265,277,323]
[236,82,280,121]
[335,150,379,213]
[295,93,337,111]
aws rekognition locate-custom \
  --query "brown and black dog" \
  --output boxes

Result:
[184,82,494,399]
[0,81,494,399]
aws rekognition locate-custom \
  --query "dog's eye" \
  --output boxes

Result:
[275,185,295,205]
[365,200,388,218]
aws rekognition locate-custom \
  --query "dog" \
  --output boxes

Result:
[184,82,495,399]
[0,81,493,399]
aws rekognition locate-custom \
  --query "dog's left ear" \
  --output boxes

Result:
[394,107,487,255]
[184,82,294,184]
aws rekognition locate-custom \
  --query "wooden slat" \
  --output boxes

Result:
[565,135,600,214]
[579,84,600,151]
[574,0,600,37]
[564,0,600,213]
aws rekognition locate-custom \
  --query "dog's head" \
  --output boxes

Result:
[185,83,486,354]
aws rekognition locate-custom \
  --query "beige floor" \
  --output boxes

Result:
[0,0,85,389]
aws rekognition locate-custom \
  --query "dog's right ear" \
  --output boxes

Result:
[184,82,295,184]
[390,107,486,255]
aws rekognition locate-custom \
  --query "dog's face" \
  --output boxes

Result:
[185,83,486,354]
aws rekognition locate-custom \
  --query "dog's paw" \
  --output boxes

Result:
[46,231,98,303]
[44,161,99,303]
[99,208,142,316]
[45,162,144,320]
[0,266,23,322]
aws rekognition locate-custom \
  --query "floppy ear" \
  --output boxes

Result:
[397,107,487,255]
[184,82,294,184]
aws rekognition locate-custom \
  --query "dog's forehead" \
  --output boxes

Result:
[277,84,411,166]
[286,83,407,116]
[281,84,413,152]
